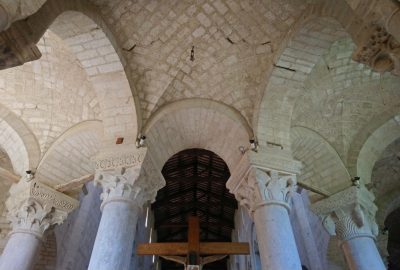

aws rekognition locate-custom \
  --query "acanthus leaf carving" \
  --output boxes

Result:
[230,168,297,215]
[5,181,78,238]
[93,147,165,209]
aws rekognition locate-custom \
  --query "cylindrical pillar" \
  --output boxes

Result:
[341,236,385,270]
[312,186,385,270]
[253,204,302,270]
[227,168,302,270]
[0,232,41,270]
[89,147,164,270]
[88,200,140,270]
[0,186,78,270]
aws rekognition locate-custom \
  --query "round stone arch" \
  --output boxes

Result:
[23,0,141,144]
[372,135,400,228]
[291,126,350,196]
[347,111,400,183]
[36,120,103,187]
[254,16,350,151]
[253,0,366,150]
[144,98,252,172]
[376,190,400,230]
[0,104,40,175]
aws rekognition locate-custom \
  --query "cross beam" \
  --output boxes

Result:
[137,216,249,266]
[137,242,250,256]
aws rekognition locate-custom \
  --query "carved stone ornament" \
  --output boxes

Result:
[311,186,379,242]
[6,181,79,238]
[93,147,147,170]
[352,23,400,75]
[94,147,165,209]
[227,152,297,215]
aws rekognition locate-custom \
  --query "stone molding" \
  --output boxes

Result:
[311,186,379,242]
[93,147,165,209]
[93,147,147,170]
[227,151,298,216]
[6,181,79,238]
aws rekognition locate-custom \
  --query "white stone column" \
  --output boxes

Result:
[0,181,78,270]
[312,186,385,270]
[227,149,303,270]
[88,147,164,270]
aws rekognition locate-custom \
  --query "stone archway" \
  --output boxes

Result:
[152,148,237,270]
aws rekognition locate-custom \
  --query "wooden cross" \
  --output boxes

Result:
[137,216,250,269]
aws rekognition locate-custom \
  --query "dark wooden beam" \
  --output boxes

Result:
[136,242,249,256]
[188,216,200,264]
[137,243,188,255]
[200,227,230,242]
[159,228,187,241]
[157,222,235,229]
[155,208,194,228]
[153,185,237,210]
[200,243,250,255]
[152,186,196,208]
[154,202,234,229]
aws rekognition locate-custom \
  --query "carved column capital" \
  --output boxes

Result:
[312,186,379,243]
[93,146,165,209]
[227,149,299,215]
[5,181,79,239]
[352,23,400,75]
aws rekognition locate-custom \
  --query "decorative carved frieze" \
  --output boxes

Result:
[93,147,147,170]
[352,23,400,74]
[312,186,379,242]
[93,147,165,208]
[6,181,79,238]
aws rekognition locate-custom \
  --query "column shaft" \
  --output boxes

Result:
[253,204,302,270]
[0,233,41,270]
[88,201,140,270]
[341,237,385,270]
[1,181,78,270]
[312,186,385,270]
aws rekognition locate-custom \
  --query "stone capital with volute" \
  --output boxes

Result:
[226,147,302,215]
[92,146,165,209]
[311,186,379,243]
[5,181,79,239]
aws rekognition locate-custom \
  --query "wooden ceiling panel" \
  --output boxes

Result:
[153,148,237,270]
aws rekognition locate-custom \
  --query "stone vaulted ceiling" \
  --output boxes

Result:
[0,0,397,205]
[90,0,307,124]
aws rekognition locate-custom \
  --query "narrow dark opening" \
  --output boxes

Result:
[385,207,400,270]
[152,148,238,270]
